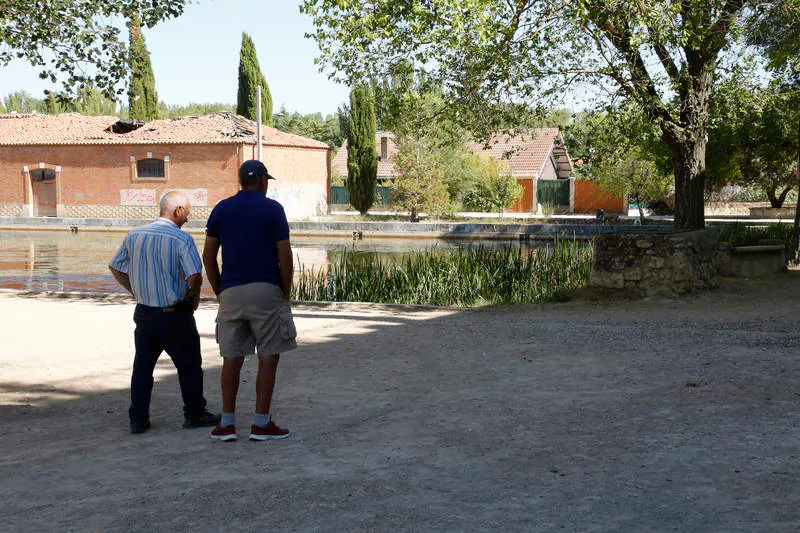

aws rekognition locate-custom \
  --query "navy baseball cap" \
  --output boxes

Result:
[238,160,276,181]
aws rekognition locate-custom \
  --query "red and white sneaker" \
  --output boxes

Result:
[210,424,237,441]
[249,421,290,441]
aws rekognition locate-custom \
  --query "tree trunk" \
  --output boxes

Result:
[665,133,707,230]
[768,185,792,208]
[635,192,645,224]
[767,188,779,208]
[790,118,800,263]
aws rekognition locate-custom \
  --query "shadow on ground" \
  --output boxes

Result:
[1,275,800,532]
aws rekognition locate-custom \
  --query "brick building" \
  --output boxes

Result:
[0,112,331,220]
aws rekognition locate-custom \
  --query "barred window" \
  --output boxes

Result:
[30,169,56,182]
[137,158,165,178]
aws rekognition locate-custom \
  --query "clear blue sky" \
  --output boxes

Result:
[0,0,350,116]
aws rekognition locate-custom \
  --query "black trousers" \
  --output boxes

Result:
[129,304,207,424]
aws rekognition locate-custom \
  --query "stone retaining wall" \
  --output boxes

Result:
[748,207,796,219]
[704,202,767,215]
[590,230,716,297]
[715,243,787,278]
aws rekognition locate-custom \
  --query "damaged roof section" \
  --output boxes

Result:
[0,112,330,149]
[108,119,145,134]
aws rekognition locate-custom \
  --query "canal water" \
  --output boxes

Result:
[0,230,536,296]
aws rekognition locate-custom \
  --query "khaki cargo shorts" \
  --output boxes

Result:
[216,282,297,358]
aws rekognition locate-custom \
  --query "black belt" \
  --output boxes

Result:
[138,300,193,313]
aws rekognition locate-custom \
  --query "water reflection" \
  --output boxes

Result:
[0,230,539,296]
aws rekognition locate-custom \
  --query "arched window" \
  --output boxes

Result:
[137,158,165,178]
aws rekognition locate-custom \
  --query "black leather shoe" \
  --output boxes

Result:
[130,420,151,434]
[183,411,221,429]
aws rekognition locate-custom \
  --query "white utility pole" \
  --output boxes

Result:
[256,86,263,161]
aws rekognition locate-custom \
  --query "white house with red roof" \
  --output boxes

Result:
[0,112,331,219]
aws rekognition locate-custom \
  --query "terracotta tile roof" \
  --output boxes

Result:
[0,112,330,149]
[466,128,572,178]
[332,128,572,179]
[332,132,398,178]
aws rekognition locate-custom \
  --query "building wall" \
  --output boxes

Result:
[0,142,330,219]
[573,180,627,214]
[252,144,331,218]
[508,179,534,213]
[539,157,558,180]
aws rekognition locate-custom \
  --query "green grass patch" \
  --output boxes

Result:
[292,241,593,307]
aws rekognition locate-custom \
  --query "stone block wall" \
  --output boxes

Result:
[590,230,716,296]
[0,203,23,216]
[60,204,214,220]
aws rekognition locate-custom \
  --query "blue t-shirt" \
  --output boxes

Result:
[205,190,290,292]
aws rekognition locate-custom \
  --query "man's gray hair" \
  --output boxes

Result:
[159,191,189,215]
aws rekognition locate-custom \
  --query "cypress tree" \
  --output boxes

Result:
[346,83,378,215]
[45,91,58,114]
[236,32,273,126]
[127,13,159,121]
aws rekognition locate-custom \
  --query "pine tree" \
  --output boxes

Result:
[346,83,378,215]
[236,32,273,126]
[127,12,159,121]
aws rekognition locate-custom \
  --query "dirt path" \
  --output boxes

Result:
[1,274,799,532]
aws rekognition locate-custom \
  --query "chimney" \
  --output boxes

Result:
[380,134,388,161]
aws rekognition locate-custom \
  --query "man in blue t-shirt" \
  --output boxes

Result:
[203,160,297,442]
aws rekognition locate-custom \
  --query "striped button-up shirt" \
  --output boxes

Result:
[109,218,202,307]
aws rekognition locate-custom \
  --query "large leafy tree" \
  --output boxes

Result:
[127,12,159,121]
[566,106,674,221]
[346,83,378,215]
[302,0,800,230]
[0,1,186,94]
[236,32,273,126]
[707,78,798,208]
[747,0,800,257]
[392,134,453,221]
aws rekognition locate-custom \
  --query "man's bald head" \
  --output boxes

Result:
[160,191,189,215]
[159,191,191,227]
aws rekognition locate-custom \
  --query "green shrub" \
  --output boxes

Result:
[715,222,792,247]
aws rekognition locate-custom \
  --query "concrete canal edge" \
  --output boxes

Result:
[0,216,676,240]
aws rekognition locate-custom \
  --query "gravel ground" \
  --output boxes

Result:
[1,273,799,532]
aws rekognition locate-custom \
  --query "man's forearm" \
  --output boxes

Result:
[109,267,133,296]
[201,239,221,296]
[204,258,220,295]
[280,261,292,298]
[277,242,293,299]
[187,273,202,310]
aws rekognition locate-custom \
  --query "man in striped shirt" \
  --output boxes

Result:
[109,191,220,434]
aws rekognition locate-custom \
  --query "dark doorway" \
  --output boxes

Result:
[31,169,57,217]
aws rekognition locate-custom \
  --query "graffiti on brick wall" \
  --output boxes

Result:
[162,189,208,206]
[121,189,157,206]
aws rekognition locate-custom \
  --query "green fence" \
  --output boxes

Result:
[536,179,570,206]
[330,186,392,206]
